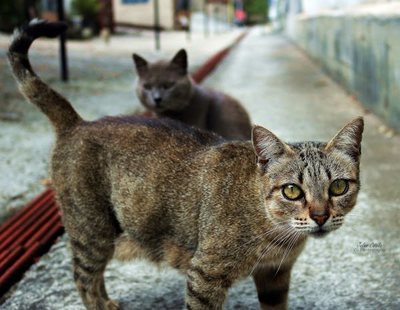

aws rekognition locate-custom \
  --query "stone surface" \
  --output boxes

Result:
[1,26,400,309]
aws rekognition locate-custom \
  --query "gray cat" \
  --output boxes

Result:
[133,49,252,140]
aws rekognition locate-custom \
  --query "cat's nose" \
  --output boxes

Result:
[310,213,329,226]
[154,97,162,106]
[310,209,329,226]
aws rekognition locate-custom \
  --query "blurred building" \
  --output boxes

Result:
[112,0,175,30]
[112,0,232,30]
[270,0,400,131]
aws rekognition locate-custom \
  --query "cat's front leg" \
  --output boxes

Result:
[252,266,292,310]
[185,264,232,310]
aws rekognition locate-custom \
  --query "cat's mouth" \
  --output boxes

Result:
[146,103,167,112]
[310,229,329,238]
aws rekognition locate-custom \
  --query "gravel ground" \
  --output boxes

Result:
[1,26,399,309]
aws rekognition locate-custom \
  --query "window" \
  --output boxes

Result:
[122,0,149,4]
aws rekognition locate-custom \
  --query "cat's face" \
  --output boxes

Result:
[133,49,193,113]
[252,118,364,238]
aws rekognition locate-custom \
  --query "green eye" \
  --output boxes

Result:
[329,179,349,196]
[282,184,304,200]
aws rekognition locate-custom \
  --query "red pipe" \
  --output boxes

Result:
[0,249,11,263]
[0,242,41,295]
[0,189,53,235]
[0,198,54,252]
[10,206,58,250]
[25,212,62,248]
[0,246,24,273]
[39,222,64,248]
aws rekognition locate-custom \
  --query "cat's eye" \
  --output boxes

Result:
[282,184,304,201]
[143,83,152,89]
[329,179,349,196]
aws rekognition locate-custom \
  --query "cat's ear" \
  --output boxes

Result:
[325,117,364,161]
[170,49,187,74]
[252,125,293,169]
[132,53,148,76]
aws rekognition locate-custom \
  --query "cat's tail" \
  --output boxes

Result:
[8,19,82,134]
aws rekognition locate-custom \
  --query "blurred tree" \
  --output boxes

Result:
[71,0,101,30]
[243,0,269,24]
[0,0,39,32]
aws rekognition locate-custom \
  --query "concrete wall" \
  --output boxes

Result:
[301,0,399,13]
[282,1,400,131]
[112,0,175,29]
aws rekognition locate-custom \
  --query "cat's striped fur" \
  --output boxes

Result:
[8,20,363,310]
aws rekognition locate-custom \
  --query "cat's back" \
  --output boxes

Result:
[97,115,224,152]
[68,115,220,146]
[51,116,224,180]
[194,85,252,141]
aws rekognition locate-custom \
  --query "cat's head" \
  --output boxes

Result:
[133,49,193,113]
[252,118,364,238]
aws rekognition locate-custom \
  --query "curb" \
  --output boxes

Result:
[192,30,248,84]
[0,29,248,298]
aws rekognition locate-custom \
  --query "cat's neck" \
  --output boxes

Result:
[159,84,210,128]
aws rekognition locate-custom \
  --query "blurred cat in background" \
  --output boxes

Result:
[133,49,252,140]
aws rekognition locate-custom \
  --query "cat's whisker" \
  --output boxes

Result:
[271,229,295,258]
[248,225,297,277]
[275,235,295,273]
[248,227,291,276]
[234,221,291,257]
[275,231,301,276]
[272,229,298,258]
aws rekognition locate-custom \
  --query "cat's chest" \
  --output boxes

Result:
[243,236,307,273]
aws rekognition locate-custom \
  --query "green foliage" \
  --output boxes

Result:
[0,0,26,32]
[71,0,101,19]
[243,0,269,24]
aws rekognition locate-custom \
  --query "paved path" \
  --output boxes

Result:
[2,26,399,309]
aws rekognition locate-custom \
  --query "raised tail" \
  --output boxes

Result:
[8,19,82,134]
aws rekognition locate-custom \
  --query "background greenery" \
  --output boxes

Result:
[244,0,269,24]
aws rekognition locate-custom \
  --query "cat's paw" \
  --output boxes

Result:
[106,299,121,310]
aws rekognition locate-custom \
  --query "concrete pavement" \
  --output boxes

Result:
[1,26,399,309]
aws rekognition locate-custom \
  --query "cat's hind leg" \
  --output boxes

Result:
[61,196,121,310]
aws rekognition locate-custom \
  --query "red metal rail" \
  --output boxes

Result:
[0,30,247,298]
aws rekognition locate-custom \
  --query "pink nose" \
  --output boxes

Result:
[310,214,328,226]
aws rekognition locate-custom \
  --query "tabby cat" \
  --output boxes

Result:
[133,49,252,140]
[9,21,363,310]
